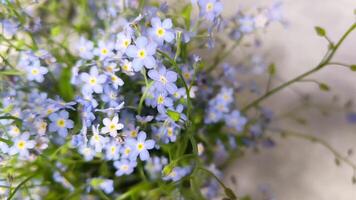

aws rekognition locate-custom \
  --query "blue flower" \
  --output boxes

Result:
[89,125,109,153]
[163,166,191,182]
[224,110,247,132]
[126,36,157,71]
[48,110,74,137]
[99,179,114,194]
[238,15,255,33]
[115,32,132,53]
[25,65,48,83]
[198,0,223,21]
[94,40,115,60]
[1,19,19,38]
[148,67,178,94]
[150,91,174,114]
[114,159,137,176]
[79,145,96,161]
[101,114,124,137]
[80,66,107,94]
[148,17,175,44]
[105,141,121,160]
[9,133,35,158]
[76,37,94,60]
[126,131,155,161]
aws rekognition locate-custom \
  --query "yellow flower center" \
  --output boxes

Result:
[12,126,20,134]
[137,143,144,151]
[123,40,130,47]
[157,95,164,104]
[94,134,100,141]
[111,75,117,82]
[17,140,26,150]
[122,64,129,71]
[156,28,165,37]
[109,123,117,131]
[206,3,214,12]
[183,72,191,79]
[167,127,173,136]
[89,77,97,85]
[31,69,39,75]
[111,146,116,153]
[57,119,66,127]
[159,76,167,84]
[124,148,131,155]
[130,130,137,137]
[47,108,53,115]
[121,165,129,171]
[101,48,109,55]
[137,49,146,59]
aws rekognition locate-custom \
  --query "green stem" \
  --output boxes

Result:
[272,128,356,172]
[242,23,356,113]
[7,174,36,200]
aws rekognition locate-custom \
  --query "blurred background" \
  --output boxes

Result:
[221,0,356,199]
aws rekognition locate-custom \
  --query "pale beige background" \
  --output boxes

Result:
[221,0,356,200]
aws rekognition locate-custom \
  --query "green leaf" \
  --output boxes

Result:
[319,83,330,91]
[167,109,181,122]
[182,4,193,29]
[0,70,23,76]
[315,26,326,37]
[268,63,276,75]
[58,67,74,101]
[350,65,356,71]
[50,26,61,37]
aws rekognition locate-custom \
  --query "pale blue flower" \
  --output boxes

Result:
[101,114,124,137]
[77,37,94,60]
[94,40,115,60]
[148,67,178,94]
[80,66,107,94]
[198,0,223,21]
[126,36,157,71]
[148,17,175,44]
[25,65,48,83]
[126,131,155,161]
[9,133,35,158]
[105,141,121,160]
[114,159,137,176]
[224,110,247,132]
[49,110,74,137]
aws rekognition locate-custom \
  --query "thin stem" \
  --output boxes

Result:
[7,174,36,200]
[242,23,356,113]
[271,128,356,172]
[206,37,243,73]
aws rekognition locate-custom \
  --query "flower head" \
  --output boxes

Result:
[126,131,155,161]
[80,66,107,94]
[126,36,157,71]
[101,114,124,137]
[148,67,178,94]
[49,110,74,137]
[148,17,175,44]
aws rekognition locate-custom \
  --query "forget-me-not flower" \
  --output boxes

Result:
[49,110,74,137]
[126,131,155,161]
[80,66,107,94]
[198,0,223,21]
[25,65,48,83]
[148,17,175,44]
[114,159,137,176]
[126,36,157,71]
[148,67,178,94]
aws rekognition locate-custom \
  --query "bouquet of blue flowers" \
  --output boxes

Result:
[0,0,355,199]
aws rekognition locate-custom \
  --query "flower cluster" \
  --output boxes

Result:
[0,0,322,199]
